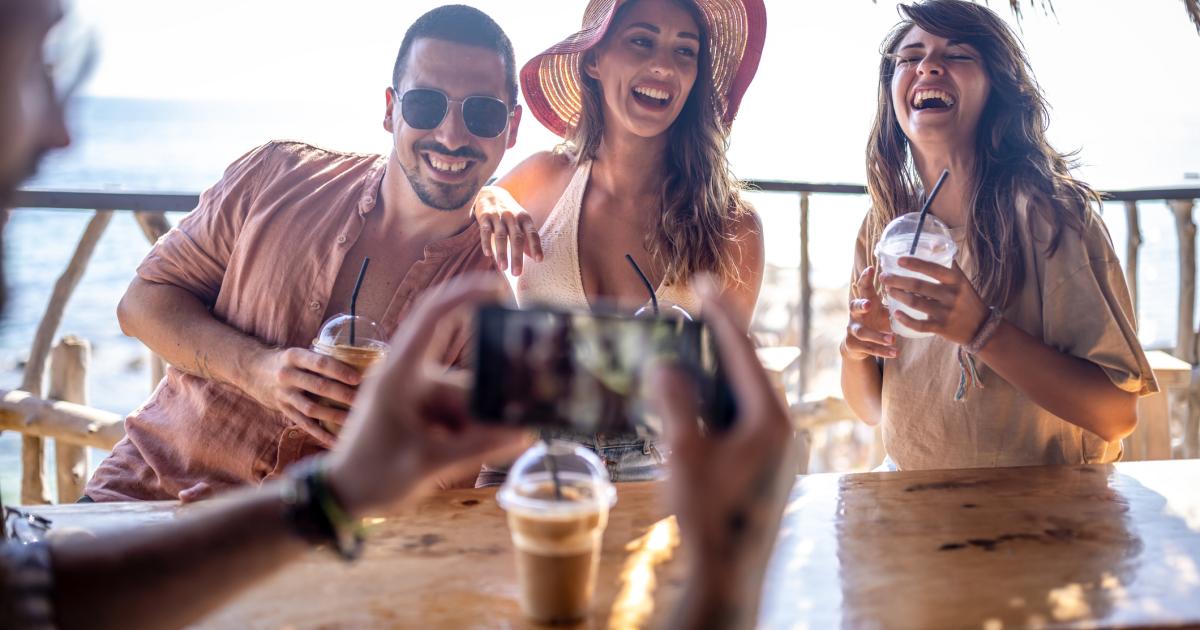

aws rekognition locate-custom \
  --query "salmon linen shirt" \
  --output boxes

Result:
[86,141,504,501]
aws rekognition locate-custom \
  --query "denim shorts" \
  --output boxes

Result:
[476,429,668,487]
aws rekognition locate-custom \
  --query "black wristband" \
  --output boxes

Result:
[281,458,363,561]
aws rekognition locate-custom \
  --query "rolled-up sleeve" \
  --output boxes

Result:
[137,143,276,305]
[1042,223,1159,397]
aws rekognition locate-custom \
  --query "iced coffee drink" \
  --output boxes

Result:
[310,313,388,433]
[497,441,616,624]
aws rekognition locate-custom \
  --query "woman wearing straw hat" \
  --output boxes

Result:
[473,0,766,483]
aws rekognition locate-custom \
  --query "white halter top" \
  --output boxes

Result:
[516,160,701,316]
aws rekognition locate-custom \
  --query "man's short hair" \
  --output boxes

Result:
[392,5,518,105]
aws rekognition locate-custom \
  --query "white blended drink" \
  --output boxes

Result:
[875,212,957,339]
[497,441,616,624]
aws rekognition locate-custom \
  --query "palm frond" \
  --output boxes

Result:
[874,0,1197,35]
[1186,0,1200,34]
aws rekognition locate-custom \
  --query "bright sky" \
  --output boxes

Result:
[70,0,1200,188]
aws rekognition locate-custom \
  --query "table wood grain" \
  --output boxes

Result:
[27,460,1200,628]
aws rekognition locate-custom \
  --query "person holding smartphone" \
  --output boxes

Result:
[2,4,792,627]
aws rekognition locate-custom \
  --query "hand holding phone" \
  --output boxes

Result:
[471,305,735,434]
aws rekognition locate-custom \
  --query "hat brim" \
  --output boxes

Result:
[521,0,766,138]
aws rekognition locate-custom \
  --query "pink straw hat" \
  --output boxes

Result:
[520,0,767,138]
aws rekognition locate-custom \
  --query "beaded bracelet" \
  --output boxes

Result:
[964,306,1003,355]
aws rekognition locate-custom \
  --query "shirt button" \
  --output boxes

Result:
[287,429,300,439]
[336,234,347,245]
[309,301,321,311]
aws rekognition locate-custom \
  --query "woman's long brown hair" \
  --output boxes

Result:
[566,0,751,286]
[866,0,1101,308]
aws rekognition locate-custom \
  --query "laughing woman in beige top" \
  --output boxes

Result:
[470,0,767,483]
[842,0,1157,471]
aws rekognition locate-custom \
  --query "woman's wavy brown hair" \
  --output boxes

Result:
[565,0,751,286]
[865,0,1101,308]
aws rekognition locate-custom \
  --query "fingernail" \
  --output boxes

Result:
[884,334,894,343]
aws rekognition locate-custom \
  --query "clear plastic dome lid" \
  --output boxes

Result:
[313,313,387,350]
[877,212,954,252]
[634,300,693,321]
[497,440,617,515]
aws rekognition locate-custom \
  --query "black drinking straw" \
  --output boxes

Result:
[348,257,370,345]
[543,437,563,501]
[909,169,951,256]
[625,254,658,315]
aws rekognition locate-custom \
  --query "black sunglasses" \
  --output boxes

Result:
[394,87,512,139]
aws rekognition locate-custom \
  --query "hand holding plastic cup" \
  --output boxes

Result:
[309,313,388,433]
[497,440,616,624]
[875,212,958,338]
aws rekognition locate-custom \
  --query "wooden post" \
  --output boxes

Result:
[150,353,166,391]
[1171,198,1200,458]
[1124,201,1141,310]
[133,211,171,244]
[134,211,170,392]
[50,337,89,503]
[19,210,113,504]
[1171,199,1197,364]
[798,192,812,395]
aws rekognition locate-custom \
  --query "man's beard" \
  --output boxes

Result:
[400,165,479,212]
[399,141,487,211]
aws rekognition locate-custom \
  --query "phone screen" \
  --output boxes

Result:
[471,304,736,434]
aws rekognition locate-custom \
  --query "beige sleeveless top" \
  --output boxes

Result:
[516,160,701,315]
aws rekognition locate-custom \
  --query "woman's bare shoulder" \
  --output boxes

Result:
[495,150,577,216]
[730,199,765,242]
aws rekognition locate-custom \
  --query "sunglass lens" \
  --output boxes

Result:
[401,89,448,130]
[463,97,510,138]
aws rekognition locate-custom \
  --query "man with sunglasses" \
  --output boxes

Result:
[84,4,524,502]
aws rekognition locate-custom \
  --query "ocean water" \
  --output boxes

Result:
[1,96,1192,502]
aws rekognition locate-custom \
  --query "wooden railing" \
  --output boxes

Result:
[2,185,1198,502]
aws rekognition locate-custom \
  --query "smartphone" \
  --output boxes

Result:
[471,304,736,434]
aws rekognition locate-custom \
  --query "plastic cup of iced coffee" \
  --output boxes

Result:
[310,313,388,433]
[874,212,958,339]
[497,440,617,624]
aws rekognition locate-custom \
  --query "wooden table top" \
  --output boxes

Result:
[27,460,1200,629]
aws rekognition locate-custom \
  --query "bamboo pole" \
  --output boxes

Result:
[19,210,113,504]
[0,389,124,451]
[798,192,812,395]
[134,211,170,391]
[50,336,89,503]
[1124,201,1141,310]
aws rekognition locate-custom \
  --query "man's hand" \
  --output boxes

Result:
[324,277,525,517]
[648,277,795,630]
[474,185,543,275]
[244,348,362,448]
